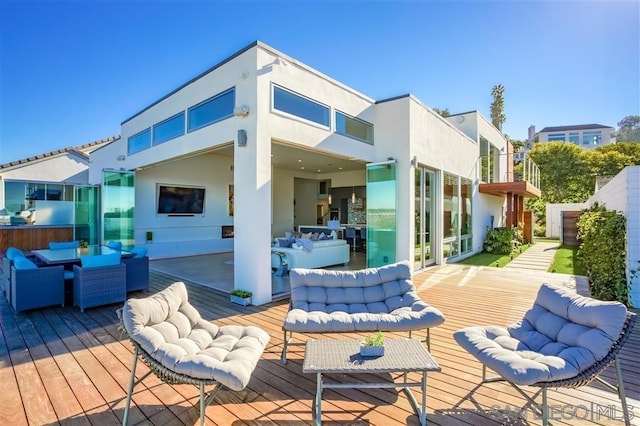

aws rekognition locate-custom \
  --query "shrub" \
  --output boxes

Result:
[534,223,546,237]
[483,227,516,255]
[230,289,252,298]
[576,203,628,305]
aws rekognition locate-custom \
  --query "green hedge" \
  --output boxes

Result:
[483,227,517,255]
[576,203,628,305]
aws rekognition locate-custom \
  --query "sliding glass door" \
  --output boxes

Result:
[102,171,135,248]
[74,185,100,245]
[414,167,435,269]
[366,161,397,268]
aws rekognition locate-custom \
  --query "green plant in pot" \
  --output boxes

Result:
[360,331,385,357]
[230,289,252,306]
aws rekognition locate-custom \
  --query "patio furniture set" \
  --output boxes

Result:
[118,260,636,426]
[1,241,149,313]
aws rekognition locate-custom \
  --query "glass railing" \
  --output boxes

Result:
[479,152,540,189]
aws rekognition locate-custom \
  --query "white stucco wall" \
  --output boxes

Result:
[586,166,640,307]
[545,203,586,238]
[134,153,234,258]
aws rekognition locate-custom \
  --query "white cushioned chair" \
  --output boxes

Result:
[282,260,445,363]
[454,283,636,426]
[120,281,270,425]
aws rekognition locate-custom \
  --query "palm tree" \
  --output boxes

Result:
[490,84,506,131]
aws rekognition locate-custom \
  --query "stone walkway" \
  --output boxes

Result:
[503,240,559,272]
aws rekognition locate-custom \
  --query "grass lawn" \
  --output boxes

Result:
[458,244,531,268]
[548,245,587,275]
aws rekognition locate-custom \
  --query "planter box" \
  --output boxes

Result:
[360,343,384,357]
[230,295,251,306]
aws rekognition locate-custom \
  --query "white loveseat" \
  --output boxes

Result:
[271,238,350,269]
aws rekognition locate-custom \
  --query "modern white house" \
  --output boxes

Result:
[88,41,541,305]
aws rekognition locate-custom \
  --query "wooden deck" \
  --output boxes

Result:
[1,264,638,425]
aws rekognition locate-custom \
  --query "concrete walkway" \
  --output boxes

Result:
[503,240,559,272]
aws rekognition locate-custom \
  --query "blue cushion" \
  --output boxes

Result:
[81,252,121,268]
[107,241,123,250]
[63,270,75,280]
[49,241,79,250]
[294,238,314,252]
[14,257,38,270]
[7,247,26,260]
[130,247,147,258]
[277,238,292,248]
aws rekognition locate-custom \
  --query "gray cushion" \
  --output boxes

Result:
[121,281,269,391]
[454,283,628,385]
[284,261,445,333]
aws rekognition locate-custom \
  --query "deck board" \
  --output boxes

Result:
[0,265,638,425]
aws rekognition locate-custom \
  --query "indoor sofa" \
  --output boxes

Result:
[281,260,446,362]
[271,238,349,270]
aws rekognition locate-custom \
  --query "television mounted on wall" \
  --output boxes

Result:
[157,184,205,215]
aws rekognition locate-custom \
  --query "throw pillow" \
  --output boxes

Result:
[295,238,314,252]
[277,238,292,248]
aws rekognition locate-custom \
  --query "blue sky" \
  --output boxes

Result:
[1,0,638,164]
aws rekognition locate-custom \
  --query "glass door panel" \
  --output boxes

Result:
[366,161,396,268]
[103,171,135,249]
[423,169,435,266]
[414,167,435,270]
[74,185,100,245]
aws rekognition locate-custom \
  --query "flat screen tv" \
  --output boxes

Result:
[157,185,205,215]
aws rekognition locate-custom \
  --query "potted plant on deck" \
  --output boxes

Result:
[230,289,252,306]
[360,331,385,357]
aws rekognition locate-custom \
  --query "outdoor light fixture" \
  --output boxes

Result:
[237,129,247,147]
[116,155,126,161]
[234,105,250,117]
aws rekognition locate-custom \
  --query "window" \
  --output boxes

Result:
[569,132,580,145]
[443,172,458,240]
[583,131,602,145]
[273,85,330,127]
[188,88,235,132]
[480,136,500,183]
[128,128,151,155]
[547,133,565,142]
[153,112,184,145]
[460,177,472,254]
[4,181,74,213]
[335,111,373,144]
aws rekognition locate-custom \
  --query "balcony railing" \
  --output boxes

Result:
[480,152,540,190]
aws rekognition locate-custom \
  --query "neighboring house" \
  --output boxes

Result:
[526,124,614,150]
[0,137,118,225]
[88,41,540,305]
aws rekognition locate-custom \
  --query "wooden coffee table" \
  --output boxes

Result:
[302,338,440,425]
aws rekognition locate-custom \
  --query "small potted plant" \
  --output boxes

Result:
[360,331,385,357]
[230,289,252,306]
